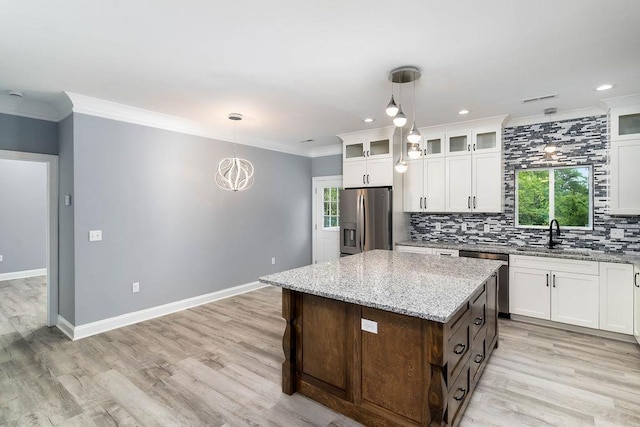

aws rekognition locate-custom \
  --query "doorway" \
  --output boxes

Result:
[312,175,342,264]
[0,150,58,327]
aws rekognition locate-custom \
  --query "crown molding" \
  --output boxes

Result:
[599,93,640,110]
[505,107,605,128]
[309,143,342,158]
[0,95,59,121]
[418,114,510,134]
[63,92,313,157]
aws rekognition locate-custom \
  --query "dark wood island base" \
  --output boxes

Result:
[281,272,498,427]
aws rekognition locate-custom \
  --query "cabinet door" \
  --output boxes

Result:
[367,138,392,159]
[509,267,550,320]
[446,131,471,156]
[344,141,365,162]
[424,158,445,212]
[472,127,501,153]
[403,159,424,212]
[610,139,640,215]
[551,271,599,329]
[634,266,640,346]
[472,152,502,213]
[611,106,640,141]
[599,262,634,335]
[366,158,393,187]
[445,155,472,212]
[343,161,367,188]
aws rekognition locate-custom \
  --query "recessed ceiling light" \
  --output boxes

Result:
[458,109,470,115]
[596,84,613,91]
[363,118,375,123]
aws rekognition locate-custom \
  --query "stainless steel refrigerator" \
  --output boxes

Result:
[339,187,392,256]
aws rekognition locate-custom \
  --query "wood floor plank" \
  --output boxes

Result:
[1,277,639,426]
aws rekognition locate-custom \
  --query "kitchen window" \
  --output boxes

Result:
[323,187,340,229]
[515,165,592,229]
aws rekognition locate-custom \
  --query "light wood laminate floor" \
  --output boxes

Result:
[1,277,639,426]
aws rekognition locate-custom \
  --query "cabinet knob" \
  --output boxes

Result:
[453,343,466,354]
[453,387,467,401]
[474,353,484,364]
[473,317,483,325]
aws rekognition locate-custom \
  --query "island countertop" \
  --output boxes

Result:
[259,249,503,323]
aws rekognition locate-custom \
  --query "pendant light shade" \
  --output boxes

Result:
[395,127,408,173]
[385,95,399,117]
[393,106,407,127]
[407,143,422,159]
[407,121,422,143]
[216,114,255,192]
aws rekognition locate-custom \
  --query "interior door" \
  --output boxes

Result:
[314,177,342,263]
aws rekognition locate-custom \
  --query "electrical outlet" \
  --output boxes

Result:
[361,318,378,334]
[461,223,468,232]
[0,255,3,262]
[484,224,490,233]
[132,282,140,293]
[271,257,276,265]
[89,230,102,242]
[611,229,624,239]
[435,223,441,231]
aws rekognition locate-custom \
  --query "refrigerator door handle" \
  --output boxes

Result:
[356,194,362,252]
[361,193,366,250]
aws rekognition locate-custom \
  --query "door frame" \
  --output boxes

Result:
[311,175,342,264]
[0,149,59,327]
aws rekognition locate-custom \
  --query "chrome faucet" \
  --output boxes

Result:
[548,219,561,249]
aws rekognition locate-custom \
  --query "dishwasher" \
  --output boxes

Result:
[458,250,510,318]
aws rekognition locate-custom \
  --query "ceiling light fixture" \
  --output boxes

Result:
[459,109,470,115]
[596,84,613,91]
[215,113,254,192]
[386,66,422,172]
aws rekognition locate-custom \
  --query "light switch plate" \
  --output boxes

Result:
[64,195,72,206]
[361,318,378,334]
[461,223,468,232]
[132,282,140,293]
[89,230,102,242]
[435,223,441,231]
[0,255,3,262]
[611,229,624,239]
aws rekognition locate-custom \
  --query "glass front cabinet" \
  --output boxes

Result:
[341,128,393,188]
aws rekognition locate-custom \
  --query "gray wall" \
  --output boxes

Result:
[312,154,342,177]
[411,115,640,253]
[0,112,58,155]
[71,114,312,324]
[58,115,75,322]
[0,159,47,274]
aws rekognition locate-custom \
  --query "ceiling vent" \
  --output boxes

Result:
[521,94,558,104]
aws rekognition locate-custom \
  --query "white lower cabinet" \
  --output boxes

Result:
[599,262,634,334]
[509,255,600,329]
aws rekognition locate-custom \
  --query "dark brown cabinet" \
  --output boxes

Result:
[281,272,499,427]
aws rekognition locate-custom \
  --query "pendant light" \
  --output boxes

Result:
[385,81,399,117]
[215,113,255,192]
[542,108,558,154]
[395,126,408,173]
[392,84,407,127]
[407,81,422,144]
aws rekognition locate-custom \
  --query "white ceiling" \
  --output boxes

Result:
[1,0,639,155]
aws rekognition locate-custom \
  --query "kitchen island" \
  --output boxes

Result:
[259,250,503,427]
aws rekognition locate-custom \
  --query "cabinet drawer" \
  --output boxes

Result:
[510,254,599,275]
[448,365,471,426]
[395,245,434,255]
[447,322,470,383]
[434,248,459,257]
[470,287,486,341]
[471,331,486,385]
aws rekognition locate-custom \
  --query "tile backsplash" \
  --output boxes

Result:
[410,115,640,254]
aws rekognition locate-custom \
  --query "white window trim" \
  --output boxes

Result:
[515,165,593,231]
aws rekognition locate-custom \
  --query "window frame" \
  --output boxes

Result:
[322,186,340,231]
[514,164,594,230]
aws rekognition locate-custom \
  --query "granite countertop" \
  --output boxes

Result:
[396,240,640,269]
[259,250,503,323]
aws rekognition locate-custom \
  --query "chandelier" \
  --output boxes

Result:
[215,113,254,191]
[385,66,422,172]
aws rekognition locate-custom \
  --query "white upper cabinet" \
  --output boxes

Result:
[445,130,472,156]
[611,105,640,141]
[472,152,503,213]
[403,132,446,213]
[445,155,473,212]
[341,128,393,188]
[610,105,640,215]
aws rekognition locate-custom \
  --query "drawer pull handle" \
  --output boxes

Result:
[635,272,639,288]
[474,353,484,364]
[453,343,466,354]
[473,317,483,325]
[546,273,549,287]
[453,387,467,401]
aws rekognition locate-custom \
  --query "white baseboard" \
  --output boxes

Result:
[57,281,267,341]
[0,268,47,281]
